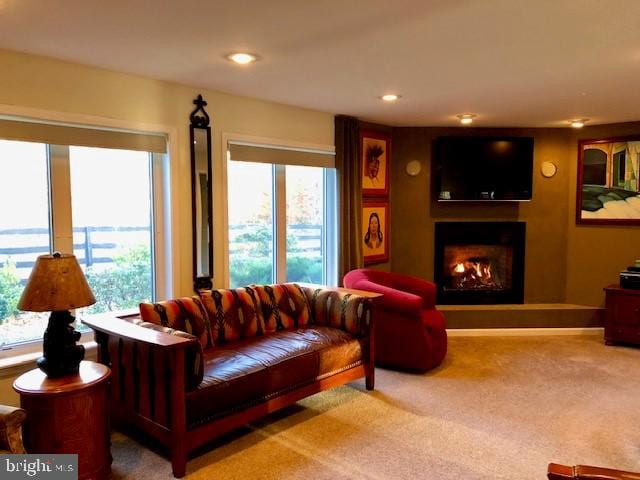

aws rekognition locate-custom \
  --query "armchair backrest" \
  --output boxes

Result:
[344,269,437,309]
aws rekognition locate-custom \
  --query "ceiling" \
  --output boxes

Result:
[1,0,640,127]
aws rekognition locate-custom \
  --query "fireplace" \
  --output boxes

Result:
[434,222,525,304]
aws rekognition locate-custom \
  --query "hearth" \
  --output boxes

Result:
[434,222,525,304]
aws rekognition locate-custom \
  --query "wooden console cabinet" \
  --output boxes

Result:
[604,285,640,346]
[13,361,112,480]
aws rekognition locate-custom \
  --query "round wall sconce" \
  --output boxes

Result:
[405,160,422,176]
[541,161,557,178]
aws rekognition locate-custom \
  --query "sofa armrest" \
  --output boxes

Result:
[298,284,380,336]
[83,313,197,350]
[83,312,196,431]
[0,405,26,453]
[548,463,640,480]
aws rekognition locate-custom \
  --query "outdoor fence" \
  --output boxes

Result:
[0,226,151,281]
[228,223,323,256]
[1,224,323,281]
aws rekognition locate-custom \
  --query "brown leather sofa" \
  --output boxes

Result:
[84,283,378,477]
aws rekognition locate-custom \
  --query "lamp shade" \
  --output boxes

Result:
[17,253,96,312]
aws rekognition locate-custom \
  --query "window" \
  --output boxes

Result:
[0,140,51,346]
[0,121,165,348]
[285,165,327,284]
[70,147,155,316]
[227,141,336,288]
[227,161,275,286]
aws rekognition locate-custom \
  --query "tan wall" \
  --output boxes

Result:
[392,124,640,307]
[0,49,333,404]
[566,122,640,305]
[391,127,572,303]
[2,49,640,400]
[0,48,334,297]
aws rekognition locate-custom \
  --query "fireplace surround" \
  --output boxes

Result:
[434,222,525,305]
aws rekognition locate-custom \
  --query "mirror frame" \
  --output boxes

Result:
[189,94,214,290]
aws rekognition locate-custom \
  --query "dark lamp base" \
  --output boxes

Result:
[38,310,85,378]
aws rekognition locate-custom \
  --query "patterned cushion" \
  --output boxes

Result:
[283,283,313,326]
[199,287,264,344]
[139,296,212,349]
[252,283,312,333]
[132,319,204,391]
[300,286,371,337]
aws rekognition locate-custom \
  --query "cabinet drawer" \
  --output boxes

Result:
[609,294,640,326]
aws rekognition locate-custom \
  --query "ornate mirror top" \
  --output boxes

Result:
[190,94,210,128]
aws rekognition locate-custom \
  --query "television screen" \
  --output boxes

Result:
[433,136,534,201]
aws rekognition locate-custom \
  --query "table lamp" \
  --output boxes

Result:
[17,252,96,377]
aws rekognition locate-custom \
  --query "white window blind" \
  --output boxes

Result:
[228,141,334,168]
[0,119,167,153]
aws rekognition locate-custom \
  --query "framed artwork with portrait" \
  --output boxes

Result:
[361,130,391,197]
[362,201,389,265]
[576,135,640,225]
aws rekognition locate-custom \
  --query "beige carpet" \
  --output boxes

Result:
[110,335,640,479]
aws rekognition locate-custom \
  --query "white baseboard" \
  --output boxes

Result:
[447,327,604,337]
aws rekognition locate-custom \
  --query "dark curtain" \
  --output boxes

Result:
[335,115,363,285]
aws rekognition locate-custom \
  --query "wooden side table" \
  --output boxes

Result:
[603,284,640,346]
[13,361,112,480]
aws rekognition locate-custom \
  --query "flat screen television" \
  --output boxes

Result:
[433,136,534,201]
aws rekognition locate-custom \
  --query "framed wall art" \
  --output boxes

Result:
[362,201,389,265]
[576,136,640,225]
[361,130,391,197]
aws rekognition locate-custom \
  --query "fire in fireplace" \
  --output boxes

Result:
[451,258,497,289]
[435,222,525,304]
[444,245,513,291]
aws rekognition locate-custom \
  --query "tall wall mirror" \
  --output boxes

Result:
[190,94,214,290]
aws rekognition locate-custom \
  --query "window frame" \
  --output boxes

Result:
[0,110,174,364]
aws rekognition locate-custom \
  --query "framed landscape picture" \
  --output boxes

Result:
[361,130,391,197]
[362,201,389,265]
[576,136,640,225]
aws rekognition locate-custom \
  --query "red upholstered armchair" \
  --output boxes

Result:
[343,269,447,371]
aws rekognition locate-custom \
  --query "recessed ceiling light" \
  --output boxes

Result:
[570,118,588,128]
[457,114,476,125]
[226,52,258,65]
[381,94,401,102]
